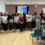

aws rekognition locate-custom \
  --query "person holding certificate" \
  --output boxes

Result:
[41,13,45,34]
[19,14,24,32]
[2,13,8,32]
[35,13,41,29]
[7,12,14,32]
[14,13,19,31]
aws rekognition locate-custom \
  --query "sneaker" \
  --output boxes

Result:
[4,31,6,33]
[32,28,34,30]
[28,29,29,30]
[9,30,11,32]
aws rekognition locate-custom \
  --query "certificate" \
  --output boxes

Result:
[4,20,7,24]
[10,19,13,23]
[36,18,39,22]
[41,19,44,23]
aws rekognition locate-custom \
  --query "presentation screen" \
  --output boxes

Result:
[17,6,28,13]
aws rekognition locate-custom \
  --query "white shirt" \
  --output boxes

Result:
[2,16,8,24]
[26,14,32,22]
[14,16,19,23]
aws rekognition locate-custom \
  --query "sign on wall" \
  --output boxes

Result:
[43,8,45,13]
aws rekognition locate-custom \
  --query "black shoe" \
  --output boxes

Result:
[28,29,29,30]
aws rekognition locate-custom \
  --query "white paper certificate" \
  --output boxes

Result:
[10,19,13,23]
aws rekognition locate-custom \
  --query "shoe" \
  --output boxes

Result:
[32,28,34,30]
[28,29,29,30]
[9,30,11,32]
[4,31,6,33]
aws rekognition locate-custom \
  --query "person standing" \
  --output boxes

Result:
[34,10,37,15]
[14,13,19,31]
[26,12,32,30]
[32,13,35,30]
[7,12,14,32]
[41,13,45,34]
[19,14,24,32]
[23,11,26,30]
[35,13,41,29]
[2,13,8,32]
[40,10,43,17]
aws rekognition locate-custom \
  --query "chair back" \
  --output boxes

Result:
[34,29,42,36]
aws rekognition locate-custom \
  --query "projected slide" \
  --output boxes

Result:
[17,6,27,13]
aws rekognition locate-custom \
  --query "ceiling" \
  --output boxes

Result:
[0,0,45,1]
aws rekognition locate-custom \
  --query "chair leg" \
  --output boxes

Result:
[32,37,33,45]
[30,35,31,40]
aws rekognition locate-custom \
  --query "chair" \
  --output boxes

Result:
[37,44,43,45]
[30,29,42,45]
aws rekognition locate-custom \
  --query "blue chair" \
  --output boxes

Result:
[30,29,42,45]
[37,44,43,45]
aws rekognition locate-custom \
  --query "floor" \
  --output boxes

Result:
[0,28,45,45]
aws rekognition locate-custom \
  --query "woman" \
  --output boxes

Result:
[2,13,8,32]
[41,13,45,40]
[26,12,32,30]
[14,13,19,31]
[23,11,26,30]
[7,12,14,32]
[32,13,35,30]
[35,13,41,29]
[41,13,45,34]
[19,14,24,32]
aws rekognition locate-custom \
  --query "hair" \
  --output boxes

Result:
[4,12,6,16]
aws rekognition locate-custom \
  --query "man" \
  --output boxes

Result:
[26,12,32,31]
[7,12,14,32]
[40,10,43,17]
[0,12,3,16]
[23,11,26,30]
[34,10,37,15]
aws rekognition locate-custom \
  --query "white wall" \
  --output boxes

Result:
[0,0,45,13]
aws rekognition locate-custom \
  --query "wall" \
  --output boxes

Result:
[6,5,45,14]
[0,0,45,13]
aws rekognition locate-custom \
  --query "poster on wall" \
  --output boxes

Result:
[43,8,45,13]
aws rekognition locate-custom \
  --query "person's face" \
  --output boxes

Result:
[16,13,17,16]
[20,14,22,17]
[32,13,34,15]
[23,12,25,14]
[10,13,12,15]
[1,12,2,15]
[4,13,6,16]
[35,10,37,12]
[28,12,30,15]
[37,13,39,15]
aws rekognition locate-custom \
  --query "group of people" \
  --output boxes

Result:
[0,10,45,33]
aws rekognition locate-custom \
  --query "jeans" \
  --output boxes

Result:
[19,24,23,32]
[43,25,45,30]
[36,22,40,28]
